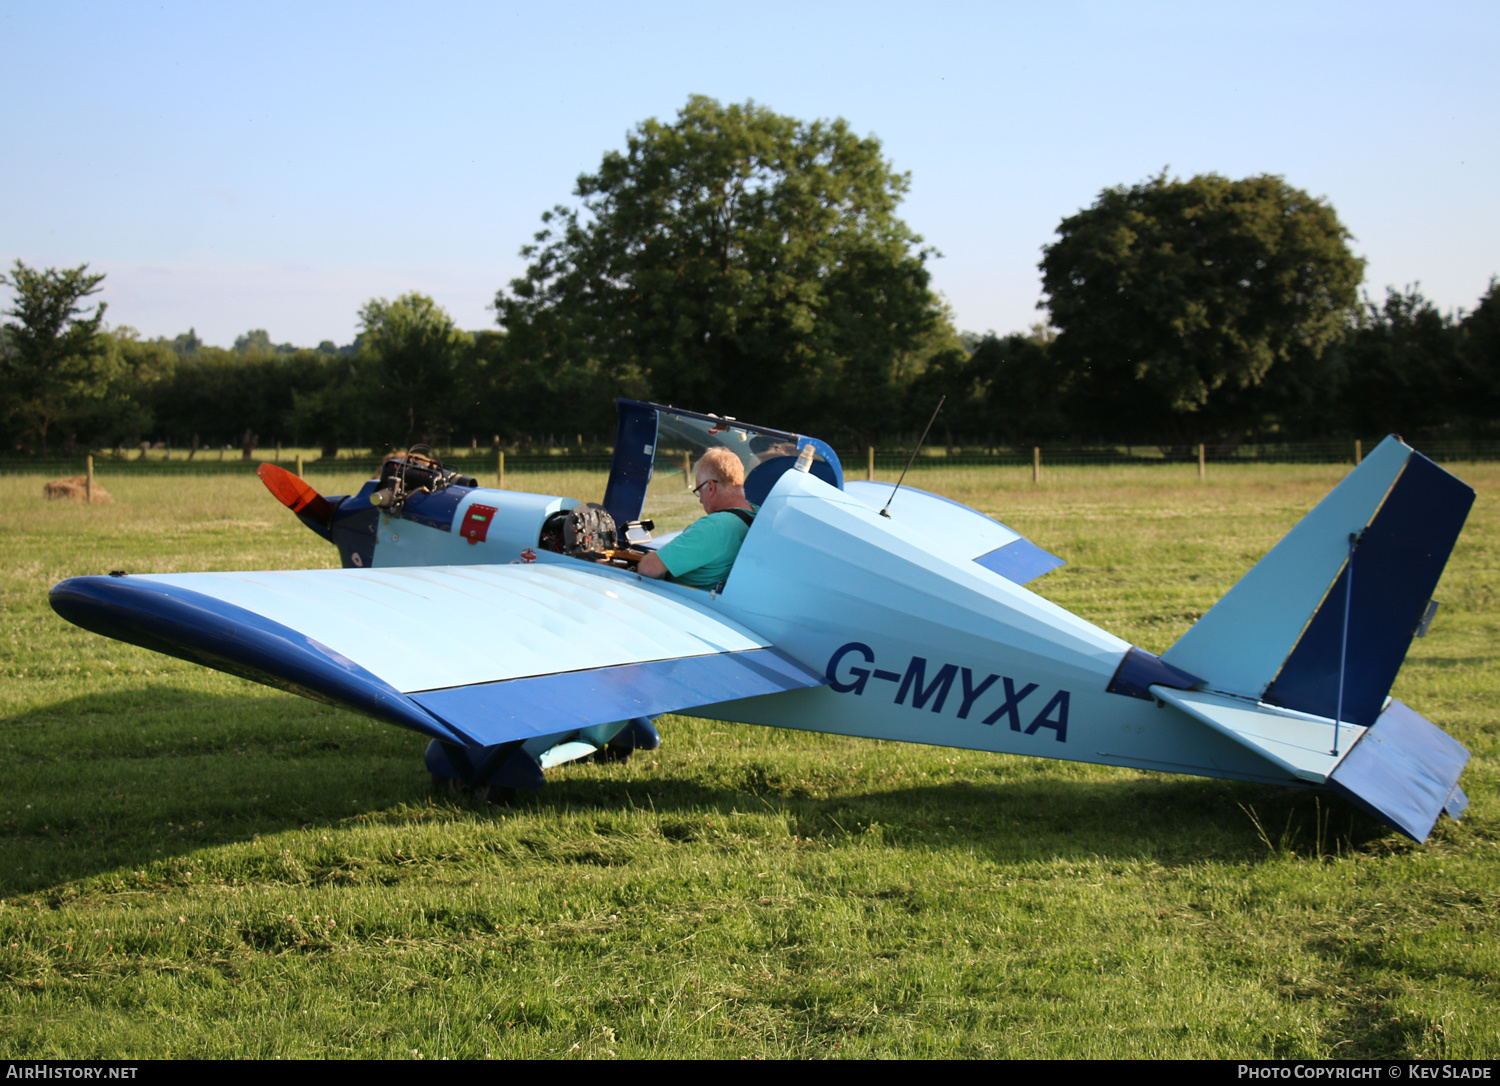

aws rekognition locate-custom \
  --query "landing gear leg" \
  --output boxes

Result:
[432,774,519,807]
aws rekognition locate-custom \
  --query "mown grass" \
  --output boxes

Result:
[1,462,1496,1058]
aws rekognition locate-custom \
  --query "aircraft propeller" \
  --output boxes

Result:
[256,463,337,525]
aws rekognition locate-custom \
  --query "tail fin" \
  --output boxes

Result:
[1162,436,1473,727]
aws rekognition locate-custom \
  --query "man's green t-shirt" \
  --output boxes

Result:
[655,506,758,589]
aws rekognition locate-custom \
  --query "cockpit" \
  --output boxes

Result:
[596,399,842,542]
[299,400,844,574]
[541,400,846,567]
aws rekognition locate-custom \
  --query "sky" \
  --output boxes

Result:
[3,0,1496,349]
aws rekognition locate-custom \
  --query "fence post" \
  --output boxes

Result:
[295,454,304,478]
[1198,443,1206,482]
[1032,446,1040,485]
[1354,439,1362,464]
[683,453,692,489]
[85,454,94,505]
[867,446,874,481]
[497,450,505,490]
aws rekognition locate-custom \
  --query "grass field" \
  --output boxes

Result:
[1,461,1496,1059]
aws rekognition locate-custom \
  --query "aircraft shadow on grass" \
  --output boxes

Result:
[6,691,1400,898]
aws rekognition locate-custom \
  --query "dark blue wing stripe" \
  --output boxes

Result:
[410,648,826,747]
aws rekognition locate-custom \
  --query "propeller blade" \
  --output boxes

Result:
[257,463,336,523]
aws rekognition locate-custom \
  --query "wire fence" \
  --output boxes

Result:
[6,438,1499,479]
[863,438,1500,470]
[0,452,616,478]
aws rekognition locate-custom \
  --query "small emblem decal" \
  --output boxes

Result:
[460,503,497,545]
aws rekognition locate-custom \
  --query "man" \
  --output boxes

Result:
[637,447,756,589]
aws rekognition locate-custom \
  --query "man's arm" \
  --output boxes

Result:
[635,513,740,586]
[638,515,706,582]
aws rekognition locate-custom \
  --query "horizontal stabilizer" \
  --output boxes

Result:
[1153,684,1470,841]
[1326,700,1470,842]
[1153,686,1365,784]
[842,481,1064,585]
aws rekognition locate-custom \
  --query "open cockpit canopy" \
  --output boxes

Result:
[601,399,843,529]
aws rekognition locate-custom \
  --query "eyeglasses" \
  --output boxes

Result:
[692,478,716,496]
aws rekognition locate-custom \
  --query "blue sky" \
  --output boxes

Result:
[3,0,1496,348]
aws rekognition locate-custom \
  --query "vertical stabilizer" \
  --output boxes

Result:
[1162,437,1473,726]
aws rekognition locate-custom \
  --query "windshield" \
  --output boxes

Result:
[601,400,843,534]
[643,412,807,532]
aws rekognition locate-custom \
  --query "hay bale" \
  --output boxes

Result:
[44,476,113,503]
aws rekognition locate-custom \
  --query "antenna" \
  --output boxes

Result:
[880,396,945,518]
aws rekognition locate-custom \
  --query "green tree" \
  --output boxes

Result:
[234,329,300,356]
[496,95,944,435]
[70,329,178,448]
[234,329,273,355]
[285,352,366,458]
[911,324,1067,448]
[355,293,472,450]
[1040,172,1365,441]
[1454,279,1500,428]
[169,328,204,358]
[1336,286,1459,438]
[0,261,114,453]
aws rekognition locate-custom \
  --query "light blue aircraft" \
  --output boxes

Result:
[51,400,1473,842]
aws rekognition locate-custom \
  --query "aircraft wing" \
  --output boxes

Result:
[50,563,825,748]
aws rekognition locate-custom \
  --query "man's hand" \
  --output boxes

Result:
[638,552,668,579]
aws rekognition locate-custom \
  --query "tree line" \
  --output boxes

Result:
[919,280,1499,451]
[4,97,1496,458]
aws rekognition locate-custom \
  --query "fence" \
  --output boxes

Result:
[0,451,614,479]
[862,438,1500,471]
[6,438,1499,481]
